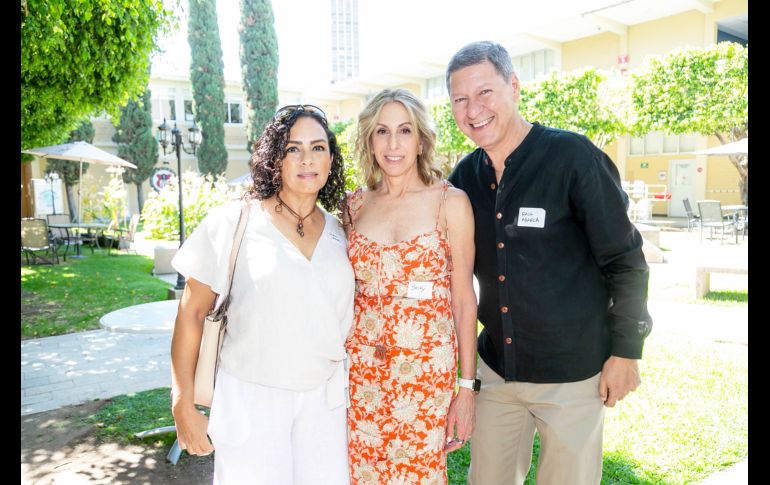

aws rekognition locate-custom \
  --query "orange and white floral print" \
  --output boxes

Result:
[345,183,457,485]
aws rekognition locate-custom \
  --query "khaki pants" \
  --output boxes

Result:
[468,358,605,485]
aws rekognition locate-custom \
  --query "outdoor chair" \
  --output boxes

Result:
[47,213,86,261]
[21,218,59,265]
[697,200,739,244]
[104,214,140,255]
[682,198,700,232]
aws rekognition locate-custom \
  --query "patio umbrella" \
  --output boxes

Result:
[692,138,748,156]
[22,141,137,223]
[227,172,253,186]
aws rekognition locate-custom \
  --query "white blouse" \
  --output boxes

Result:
[172,200,355,408]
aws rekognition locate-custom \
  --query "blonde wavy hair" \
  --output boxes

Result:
[354,88,441,189]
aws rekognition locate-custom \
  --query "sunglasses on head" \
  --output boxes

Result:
[273,104,327,123]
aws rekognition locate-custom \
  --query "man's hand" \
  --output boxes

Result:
[444,388,475,452]
[598,356,641,407]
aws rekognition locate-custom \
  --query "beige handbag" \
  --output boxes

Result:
[193,202,251,407]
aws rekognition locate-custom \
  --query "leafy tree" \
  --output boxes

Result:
[21,0,172,151]
[430,99,476,175]
[631,42,748,204]
[238,0,279,152]
[187,0,228,175]
[113,88,159,212]
[44,120,95,217]
[520,68,627,149]
[330,119,359,191]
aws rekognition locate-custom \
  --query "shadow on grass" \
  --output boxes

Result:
[704,290,748,303]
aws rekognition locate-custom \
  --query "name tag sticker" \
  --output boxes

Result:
[517,208,546,228]
[407,281,433,299]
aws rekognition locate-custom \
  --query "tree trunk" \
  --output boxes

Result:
[136,183,145,213]
[65,183,77,218]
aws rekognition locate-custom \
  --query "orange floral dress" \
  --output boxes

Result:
[345,182,457,485]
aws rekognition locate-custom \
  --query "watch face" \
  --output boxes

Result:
[473,379,481,393]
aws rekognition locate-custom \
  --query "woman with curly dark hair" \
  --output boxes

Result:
[170,105,355,484]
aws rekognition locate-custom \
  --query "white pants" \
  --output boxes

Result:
[209,369,350,485]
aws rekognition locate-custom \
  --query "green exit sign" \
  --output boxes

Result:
[640,162,649,168]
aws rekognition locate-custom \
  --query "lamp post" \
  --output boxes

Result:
[156,118,202,290]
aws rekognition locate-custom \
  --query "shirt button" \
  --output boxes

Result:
[498,275,505,282]
[501,306,509,313]
[505,337,512,344]
[490,183,496,190]
[497,242,505,249]
[496,212,503,219]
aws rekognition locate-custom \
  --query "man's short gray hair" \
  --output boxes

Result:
[445,41,514,92]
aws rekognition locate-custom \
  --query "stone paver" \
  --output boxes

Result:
[21,330,171,415]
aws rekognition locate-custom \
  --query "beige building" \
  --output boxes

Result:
[23,0,747,219]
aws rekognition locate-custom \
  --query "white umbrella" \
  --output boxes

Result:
[22,141,137,223]
[692,138,748,156]
[227,172,253,186]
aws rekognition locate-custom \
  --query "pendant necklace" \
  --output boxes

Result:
[275,192,315,237]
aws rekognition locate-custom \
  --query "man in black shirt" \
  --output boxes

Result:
[446,41,652,485]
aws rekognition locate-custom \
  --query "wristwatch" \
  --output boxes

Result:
[458,377,481,394]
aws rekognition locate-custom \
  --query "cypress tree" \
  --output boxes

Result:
[239,0,279,152]
[45,120,95,217]
[187,0,228,176]
[113,89,159,212]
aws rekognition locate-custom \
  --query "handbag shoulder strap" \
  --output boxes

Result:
[210,201,251,316]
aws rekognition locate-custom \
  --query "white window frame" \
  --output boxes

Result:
[628,131,699,155]
[224,99,243,125]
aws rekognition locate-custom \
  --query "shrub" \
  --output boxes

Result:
[141,171,240,240]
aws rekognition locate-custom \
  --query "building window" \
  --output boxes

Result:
[225,101,242,124]
[184,99,195,122]
[629,132,699,155]
[425,76,447,101]
[511,49,555,83]
[152,90,177,121]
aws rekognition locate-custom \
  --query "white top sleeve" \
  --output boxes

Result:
[170,201,242,295]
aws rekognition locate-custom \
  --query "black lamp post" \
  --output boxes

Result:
[157,118,202,290]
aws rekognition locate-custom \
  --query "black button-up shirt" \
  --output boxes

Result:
[448,123,652,383]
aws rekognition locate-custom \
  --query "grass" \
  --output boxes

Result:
[85,331,746,484]
[647,270,748,307]
[445,332,746,484]
[21,249,171,338]
[84,388,180,448]
[703,290,748,304]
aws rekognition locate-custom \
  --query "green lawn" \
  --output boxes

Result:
[21,250,171,338]
[87,331,746,484]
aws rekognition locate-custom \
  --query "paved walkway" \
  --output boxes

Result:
[20,228,747,482]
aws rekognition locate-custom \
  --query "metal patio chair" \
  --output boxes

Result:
[697,200,739,244]
[21,218,59,265]
[682,198,700,232]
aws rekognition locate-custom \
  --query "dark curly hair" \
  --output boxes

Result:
[243,110,346,215]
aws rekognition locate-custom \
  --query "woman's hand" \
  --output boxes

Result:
[172,398,214,456]
[444,388,475,453]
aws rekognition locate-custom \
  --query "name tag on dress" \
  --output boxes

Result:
[517,208,546,228]
[406,281,433,299]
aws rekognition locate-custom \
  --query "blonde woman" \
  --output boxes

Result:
[343,88,478,484]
